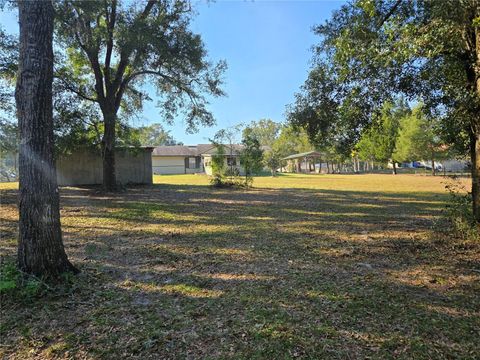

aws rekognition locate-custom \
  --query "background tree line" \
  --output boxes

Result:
[287,0,480,224]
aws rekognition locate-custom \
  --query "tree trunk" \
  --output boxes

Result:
[471,130,480,223]
[15,0,77,278]
[102,110,116,191]
[471,20,480,224]
[13,152,18,178]
[392,161,397,175]
[431,156,436,176]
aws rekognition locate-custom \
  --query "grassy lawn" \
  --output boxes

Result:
[0,174,479,359]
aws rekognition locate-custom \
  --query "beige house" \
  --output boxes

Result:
[202,144,245,176]
[152,144,245,175]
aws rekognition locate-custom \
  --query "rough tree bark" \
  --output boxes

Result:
[471,129,480,223]
[471,13,480,224]
[101,110,116,190]
[15,0,77,277]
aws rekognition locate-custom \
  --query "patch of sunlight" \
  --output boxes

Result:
[256,322,294,340]
[285,208,371,217]
[337,328,390,343]
[418,304,478,318]
[394,199,446,205]
[314,248,355,258]
[153,174,209,186]
[0,182,18,190]
[207,247,253,256]
[194,272,276,281]
[153,244,253,258]
[122,280,223,298]
[305,290,350,302]
[44,341,70,356]
[190,198,270,206]
[386,266,478,290]
[160,284,223,298]
[61,215,120,228]
[240,216,275,221]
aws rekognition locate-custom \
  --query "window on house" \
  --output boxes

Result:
[227,157,237,166]
[189,157,196,168]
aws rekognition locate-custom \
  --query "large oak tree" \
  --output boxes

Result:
[15,0,76,277]
[55,0,225,190]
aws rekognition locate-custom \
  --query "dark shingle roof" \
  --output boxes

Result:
[200,144,244,155]
[152,146,196,157]
[152,144,271,157]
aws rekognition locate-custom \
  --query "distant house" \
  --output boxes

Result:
[57,147,154,186]
[152,144,249,175]
[202,144,245,176]
[152,145,205,175]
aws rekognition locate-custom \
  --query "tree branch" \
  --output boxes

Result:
[54,73,97,102]
[104,0,116,88]
[378,0,403,28]
[117,69,200,111]
[111,0,157,97]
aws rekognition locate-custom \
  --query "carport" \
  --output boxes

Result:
[282,151,324,173]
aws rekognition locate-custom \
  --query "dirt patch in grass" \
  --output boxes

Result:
[1,174,479,359]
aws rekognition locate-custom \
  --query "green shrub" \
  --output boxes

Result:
[0,260,18,292]
[0,259,43,299]
[0,258,79,300]
[441,178,479,240]
[210,143,227,187]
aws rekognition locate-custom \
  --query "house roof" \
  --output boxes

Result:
[152,144,271,157]
[282,151,324,160]
[200,144,244,156]
[152,145,197,157]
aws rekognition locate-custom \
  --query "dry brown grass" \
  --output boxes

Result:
[0,174,478,359]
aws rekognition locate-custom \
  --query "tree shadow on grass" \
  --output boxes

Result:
[0,184,479,359]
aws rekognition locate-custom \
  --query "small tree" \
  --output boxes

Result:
[240,130,263,186]
[264,149,281,176]
[213,126,243,182]
[210,143,226,187]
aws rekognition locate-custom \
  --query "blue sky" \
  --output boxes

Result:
[0,0,344,144]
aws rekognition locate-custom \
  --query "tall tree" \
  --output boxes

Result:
[273,125,311,159]
[54,0,225,190]
[355,100,408,174]
[242,119,281,147]
[137,123,179,146]
[240,129,264,186]
[289,0,480,223]
[263,149,282,176]
[15,0,76,277]
[394,105,450,175]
